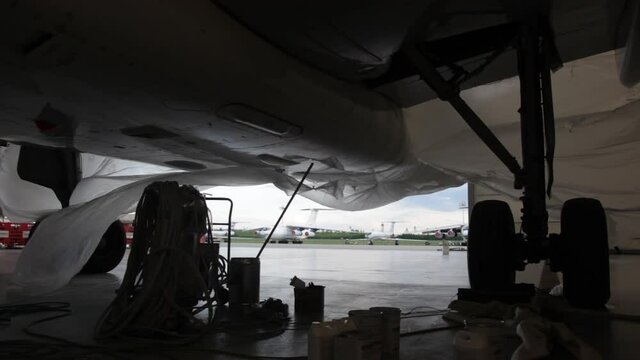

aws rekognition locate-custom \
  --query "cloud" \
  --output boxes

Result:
[204,184,468,233]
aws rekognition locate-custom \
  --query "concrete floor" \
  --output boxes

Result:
[1,244,639,359]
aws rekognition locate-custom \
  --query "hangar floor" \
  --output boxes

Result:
[0,244,638,359]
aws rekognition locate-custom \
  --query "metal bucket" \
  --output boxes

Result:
[228,257,260,307]
[295,285,325,313]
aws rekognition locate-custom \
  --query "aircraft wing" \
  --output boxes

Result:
[283,225,349,239]
[285,225,339,232]
[422,225,466,234]
[421,225,467,239]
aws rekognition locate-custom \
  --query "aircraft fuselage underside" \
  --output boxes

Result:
[0,1,408,176]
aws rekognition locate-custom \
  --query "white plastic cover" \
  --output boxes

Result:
[5,151,460,296]
[9,166,280,295]
[406,51,640,250]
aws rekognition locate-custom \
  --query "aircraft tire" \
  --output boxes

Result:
[468,200,516,290]
[81,220,126,274]
[561,198,610,308]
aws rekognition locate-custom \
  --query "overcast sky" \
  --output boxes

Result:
[204,183,468,234]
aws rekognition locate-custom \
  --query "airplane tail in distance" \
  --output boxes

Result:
[300,208,334,226]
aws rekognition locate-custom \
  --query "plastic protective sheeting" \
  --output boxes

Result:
[273,159,463,211]
[0,145,182,222]
[70,153,184,205]
[5,154,460,296]
[406,51,640,249]
[9,167,280,296]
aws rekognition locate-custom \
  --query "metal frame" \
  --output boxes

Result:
[205,197,234,272]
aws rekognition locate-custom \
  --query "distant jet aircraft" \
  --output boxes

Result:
[254,226,314,244]
[366,222,469,246]
[254,208,336,243]
[210,224,237,238]
[366,221,406,245]
[423,224,469,252]
[423,225,469,241]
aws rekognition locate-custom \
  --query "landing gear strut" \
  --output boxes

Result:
[405,6,610,308]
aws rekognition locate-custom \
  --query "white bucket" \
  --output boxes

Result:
[308,322,335,360]
[334,331,381,360]
[347,309,383,359]
[369,307,401,360]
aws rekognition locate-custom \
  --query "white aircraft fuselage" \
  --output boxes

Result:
[0,1,406,175]
[255,226,315,241]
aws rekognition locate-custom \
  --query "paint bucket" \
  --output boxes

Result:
[307,318,358,360]
[369,307,401,360]
[295,284,325,313]
[334,331,381,360]
[228,257,260,307]
[347,309,383,358]
[308,322,334,360]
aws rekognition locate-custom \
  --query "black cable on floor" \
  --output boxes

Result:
[164,346,308,360]
[0,302,70,323]
[401,305,447,316]
[399,324,464,337]
[401,312,448,320]
[95,182,219,344]
[0,302,136,360]
[0,300,464,360]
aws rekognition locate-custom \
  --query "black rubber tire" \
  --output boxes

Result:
[81,220,126,274]
[468,200,516,290]
[561,198,610,308]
